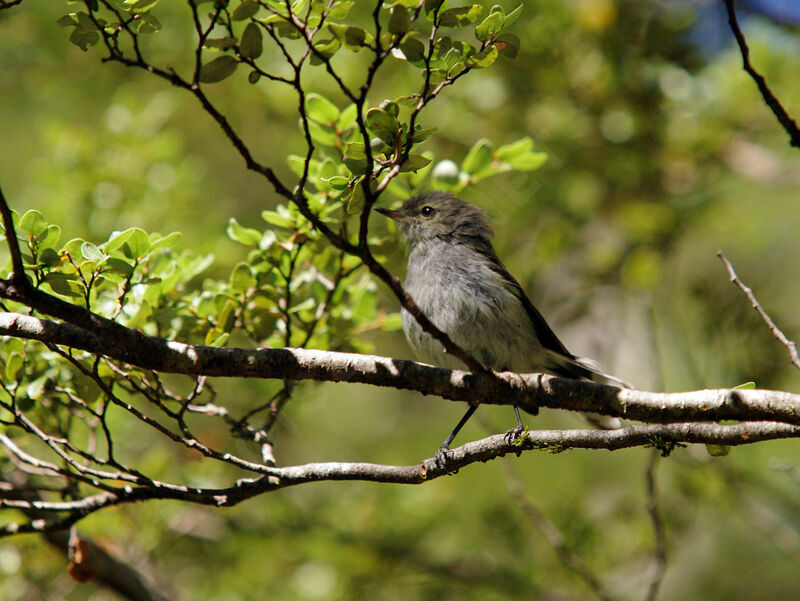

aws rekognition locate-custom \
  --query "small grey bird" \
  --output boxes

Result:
[376,191,627,464]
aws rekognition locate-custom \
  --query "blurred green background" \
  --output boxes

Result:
[2,1,800,600]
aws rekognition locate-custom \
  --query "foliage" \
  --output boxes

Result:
[2,1,800,601]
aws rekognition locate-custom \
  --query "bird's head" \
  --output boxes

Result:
[375,191,493,249]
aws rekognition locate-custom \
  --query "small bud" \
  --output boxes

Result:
[432,159,460,185]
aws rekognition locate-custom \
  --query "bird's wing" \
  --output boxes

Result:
[501,266,631,387]
[477,245,600,380]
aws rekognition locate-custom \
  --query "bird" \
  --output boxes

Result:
[375,191,627,466]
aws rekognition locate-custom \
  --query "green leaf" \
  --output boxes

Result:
[328,1,354,19]
[398,37,425,62]
[232,0,260,20]
[309,37,341,64]
[205,327,230,347]
[380,312,403,331]
[230,263,257,292]
[217,298,238,332]
[337,104,357,129]
[38,225,62,250]
[732,381,756,390]
[365,108,400,145]
[136,13,161,34]
[343,142,368,176]
[5,351,23,381]
[321,175,351,191]
[307,119,338,146]
[461,138,493,176]
[289,297,316,314]
[388,6,410,35]
[400,154,432,172]
[227,218,262,246]
[495,137,548,170]
[475,10,503,41]
[412,126,436,143]
[80,241,105,262]
[438,5,483,27]
[44,272,84,299]
[39,248,61,267]
[105,257,134,277]
[262,209,294,229]
[425,0,446,14]
[286,154,311,177]
[426,68,447,86]
[204,37,237,49]
[199,56,238,83]
[130,0,159,12]
[150,231,182,251]
[705,444,731,457]
[502,4,523,28]
[344,179,366,214]
[125,228,151,259]
[328,24,370,51]
[496,33,520,58]
[465,45,499,68]
[19,210,48,236]
[305,93,340,124]
[68,28,99,51]
[240,22,263,58]
[506,151,547,171]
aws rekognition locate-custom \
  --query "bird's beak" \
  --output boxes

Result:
[374,206,403,220]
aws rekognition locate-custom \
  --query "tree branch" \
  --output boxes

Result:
[718,251,800,370]
[644,451,667,601]
[3,311,800,426]
[1,472,173,601]
[0,185,26,280]
[2,421,798,537]
[723,0,800,148]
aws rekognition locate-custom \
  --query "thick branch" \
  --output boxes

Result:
[3,311,800,426]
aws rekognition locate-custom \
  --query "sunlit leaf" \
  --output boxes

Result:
[438,5,482,27]
[461,138,493,176]
[19,210,48,236]
[227,218,262,246]
[305,93,340,124]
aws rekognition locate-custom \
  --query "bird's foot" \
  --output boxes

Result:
[504,425,526,456]
[434,445,455,474]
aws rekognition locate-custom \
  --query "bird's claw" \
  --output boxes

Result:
[504,425,526,456]
[434,446,455,474]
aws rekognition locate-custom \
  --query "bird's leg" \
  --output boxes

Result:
[434,403,478,472]
[504,406,526,451]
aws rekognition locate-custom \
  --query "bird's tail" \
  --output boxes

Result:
[548,353,630,429]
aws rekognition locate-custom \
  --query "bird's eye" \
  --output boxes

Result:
[420,206,435,218]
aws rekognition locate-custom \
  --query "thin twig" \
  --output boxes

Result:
[502,461,618,601]
[717,251,800,370]
[0,185,26,279]
[723,0,800,148]
[644,450,667,601]
[3,421,799,537]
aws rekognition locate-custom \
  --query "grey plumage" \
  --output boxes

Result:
[378,191,626,387]
[376,191,626,463]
